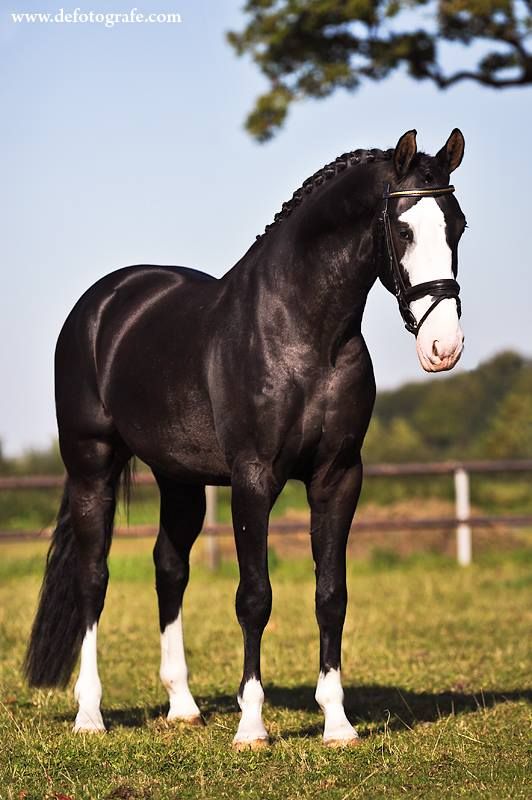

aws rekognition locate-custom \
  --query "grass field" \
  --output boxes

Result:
[1,538,531,799]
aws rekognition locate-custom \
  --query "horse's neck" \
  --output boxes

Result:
[223,214,378,352]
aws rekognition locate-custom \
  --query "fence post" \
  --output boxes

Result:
[454,467,472,566]
[204,485,220,570]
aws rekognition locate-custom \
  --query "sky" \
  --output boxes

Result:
[1,0,531,456]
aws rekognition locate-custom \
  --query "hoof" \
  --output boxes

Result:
[324,736,361,748]
[73,711,106,734]
[232,737,269,751]
[73,724,106,734]
[169,714,206,727]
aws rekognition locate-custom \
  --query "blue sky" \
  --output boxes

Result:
[1,0,531,455]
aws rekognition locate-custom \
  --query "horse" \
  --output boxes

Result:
[25,128,467,748]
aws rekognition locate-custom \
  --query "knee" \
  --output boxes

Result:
[153,542,189,590]
[236,578,272,629]
[232,459,278,502]
[316,582,347,625]
[155,560,189,594]
[311,468,363,509]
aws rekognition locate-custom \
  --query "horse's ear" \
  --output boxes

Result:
[437,128,465,173]
[393,129,417,178]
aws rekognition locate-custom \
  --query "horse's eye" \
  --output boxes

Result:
[399,229,413,242]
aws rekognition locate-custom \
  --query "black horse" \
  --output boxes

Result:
[25,129,466,748]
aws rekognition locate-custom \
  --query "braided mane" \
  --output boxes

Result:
[258,147,394,240]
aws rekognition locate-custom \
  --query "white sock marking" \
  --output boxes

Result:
[233,678,269,744]
[315,669,358,743]
[160,611,201,721]
[74,624,105,732]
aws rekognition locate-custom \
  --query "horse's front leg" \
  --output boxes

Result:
[307,460,363,747]
[231,459,278,750]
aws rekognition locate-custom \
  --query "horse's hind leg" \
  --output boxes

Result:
[66,439,126,732]
[153,476,205,724]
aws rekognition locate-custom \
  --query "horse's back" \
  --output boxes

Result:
[62,264,216,324]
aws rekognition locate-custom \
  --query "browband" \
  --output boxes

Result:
[383,185,455,199]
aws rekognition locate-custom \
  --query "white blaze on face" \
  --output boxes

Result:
[398,198,464,372]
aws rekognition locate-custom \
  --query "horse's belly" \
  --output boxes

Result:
[109,389,231,484]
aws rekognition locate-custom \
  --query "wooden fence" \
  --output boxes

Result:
[1,459,531,566]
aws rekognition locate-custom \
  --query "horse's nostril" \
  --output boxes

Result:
[432,340,440,357]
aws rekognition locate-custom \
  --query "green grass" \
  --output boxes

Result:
[1,540,531,799]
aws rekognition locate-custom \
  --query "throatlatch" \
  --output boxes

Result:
[381,184,461,336]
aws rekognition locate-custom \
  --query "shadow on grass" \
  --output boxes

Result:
[71,685,531,736]
[266,684,532,737]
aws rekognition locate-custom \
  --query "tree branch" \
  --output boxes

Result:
[228,0,532,140]
[431,66,531,89]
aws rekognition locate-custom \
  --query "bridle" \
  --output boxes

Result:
[381,184,461,336]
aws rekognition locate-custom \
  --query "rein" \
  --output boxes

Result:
[381,184,461,336]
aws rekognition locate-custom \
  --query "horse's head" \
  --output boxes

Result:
[380,129,467,373]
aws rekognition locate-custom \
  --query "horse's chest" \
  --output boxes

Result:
[288,358,374,471]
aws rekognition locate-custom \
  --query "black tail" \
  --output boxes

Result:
[24,486,82,687]
[24,463,133,688]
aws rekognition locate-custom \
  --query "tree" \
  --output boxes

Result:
[364,416,431,462]
[228,0,532,141]
[479,368,532,458]
[369,351,532,461]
